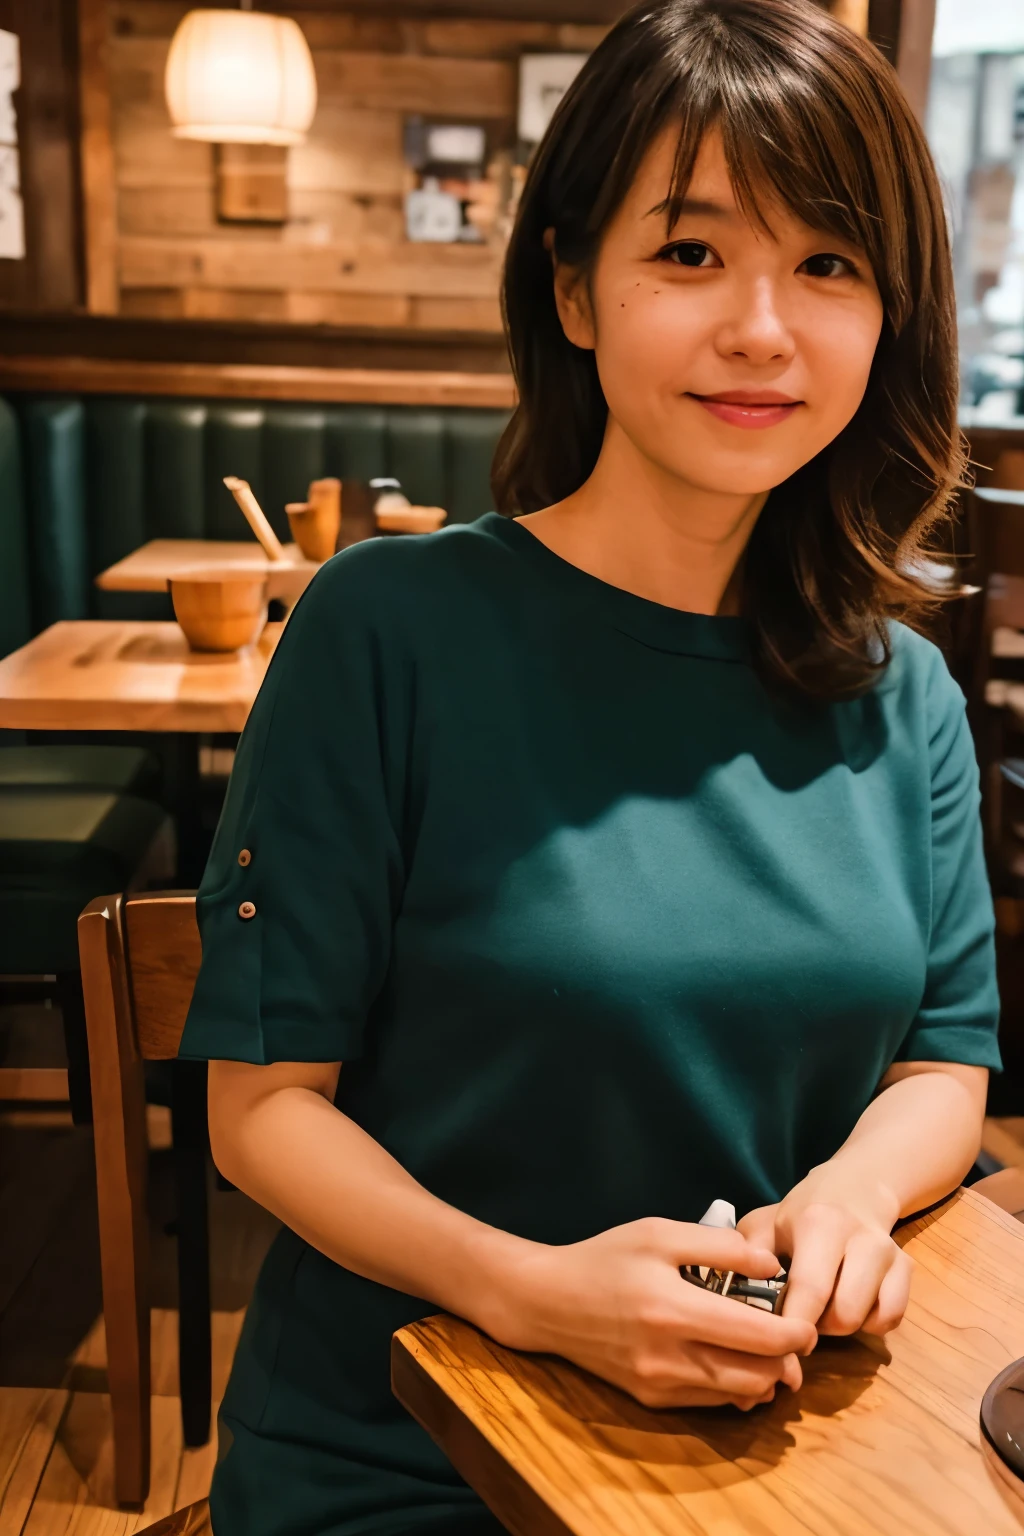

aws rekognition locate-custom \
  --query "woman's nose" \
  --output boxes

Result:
[714,278,796,365]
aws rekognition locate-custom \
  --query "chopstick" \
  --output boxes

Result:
[223,476,287,562]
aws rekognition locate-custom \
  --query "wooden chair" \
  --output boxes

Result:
[78,890,210,1506]
[137,1501,211,1535]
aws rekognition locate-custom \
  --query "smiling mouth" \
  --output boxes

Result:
[687,392,804,430]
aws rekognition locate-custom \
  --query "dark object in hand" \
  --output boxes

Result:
[680,1262,789,1314]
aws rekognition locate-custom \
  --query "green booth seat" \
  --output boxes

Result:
[0,789,174,974]
[0,744,161,797]
[0,395,175,1124]
[0,388,509,1111]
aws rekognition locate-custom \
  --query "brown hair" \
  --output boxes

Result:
[493,0,963,702]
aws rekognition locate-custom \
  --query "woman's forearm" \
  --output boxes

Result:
[209,1074,535,1335]
[803,1063,988,1226]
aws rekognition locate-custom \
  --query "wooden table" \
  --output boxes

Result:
[96,538,318,601]
[0,620,282,734]
[392,1188,1024,1535]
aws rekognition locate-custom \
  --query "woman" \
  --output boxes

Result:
[180,2,1001,1532]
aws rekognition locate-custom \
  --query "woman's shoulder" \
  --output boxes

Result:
[293,514,513,625]
[881,618,970,752]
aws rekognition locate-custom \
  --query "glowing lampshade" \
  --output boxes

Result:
[165,9,317,146]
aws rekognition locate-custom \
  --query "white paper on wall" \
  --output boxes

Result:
[0,143,24,259]
[518,53,588,145]
[0,31,19,148]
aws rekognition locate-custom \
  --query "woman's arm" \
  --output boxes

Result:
[209,1059,817,1410]
[739,1061,988,1335]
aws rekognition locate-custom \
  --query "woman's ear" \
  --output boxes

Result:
[544,226,596,351]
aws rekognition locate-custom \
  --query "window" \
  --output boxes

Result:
[927,0,1024,422]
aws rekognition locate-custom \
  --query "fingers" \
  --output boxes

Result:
[736,1204,779,1253]
[860,1251,913,1337]
[666,1221,783,1280]
[817,1234,895,1336]
[629,1343,803,1409]
[678,1277,817,1357]
[683,1342,804,1400]
[779,1204,848,1328]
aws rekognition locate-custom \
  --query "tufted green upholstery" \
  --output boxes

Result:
[0,395,32,659]
[0,790,172,972]
[5,396,510,631]
[0,395,174,999]
[0,390,509,991]
[0,744,160,796]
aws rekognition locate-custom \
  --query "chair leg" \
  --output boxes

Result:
[56,970,92,1125]
[171,1058,211,1447]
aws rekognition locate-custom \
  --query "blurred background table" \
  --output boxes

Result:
[0,621,282,735]
[392,1188,1024,1536]
[0,619,282,880]
[96,539,318,603]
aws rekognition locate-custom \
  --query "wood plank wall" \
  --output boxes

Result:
[108,2,607,330]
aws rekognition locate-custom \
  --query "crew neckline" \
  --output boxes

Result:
[475,512,752,663]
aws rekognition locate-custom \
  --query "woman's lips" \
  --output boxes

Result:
[688,393,803,430]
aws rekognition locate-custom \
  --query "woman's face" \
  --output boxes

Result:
[553,127,885,498]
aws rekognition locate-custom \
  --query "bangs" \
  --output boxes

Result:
[576,3,914,331]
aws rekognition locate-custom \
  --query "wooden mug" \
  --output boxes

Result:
[288,478,341,563]
[169,571,269,652]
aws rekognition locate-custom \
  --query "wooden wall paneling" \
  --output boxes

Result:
[268,0,627,19]
[79,0,119,312]
[830,0,870,33]
[896,0,937,121]
[867,0,902,64]
[105,8,540,326]
[0,0,83,311]
[0,309,513,370]
[310,51,517,117]
[117,235,503,298]
[0,353,517,405]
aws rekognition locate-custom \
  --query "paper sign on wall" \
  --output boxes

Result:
[0,31,25,261]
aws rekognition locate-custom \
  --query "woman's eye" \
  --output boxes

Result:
[801,252,856,279]
[662,241,718,268]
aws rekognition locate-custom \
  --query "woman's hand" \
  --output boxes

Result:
[483,1217,818,1412]
[738,1168,913,1339]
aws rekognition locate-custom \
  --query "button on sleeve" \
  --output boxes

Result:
[178,555,408,1067]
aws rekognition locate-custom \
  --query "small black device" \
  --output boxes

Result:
[681,1198,789,1315]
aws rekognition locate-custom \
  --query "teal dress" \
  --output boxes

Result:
[179,512,1001,1536]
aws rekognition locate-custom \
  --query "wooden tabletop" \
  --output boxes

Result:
[96,538,318,598]
[392,1188,1024,1536]
[0,621,282,733]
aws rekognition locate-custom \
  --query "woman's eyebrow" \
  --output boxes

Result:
[644,197,739,221]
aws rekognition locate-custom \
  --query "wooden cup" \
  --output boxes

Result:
[287,495,340,564]
[308,477,342,544]
[169,571,269,652]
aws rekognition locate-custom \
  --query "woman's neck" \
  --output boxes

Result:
[518,424,767,618]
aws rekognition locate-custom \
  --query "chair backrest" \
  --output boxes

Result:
[136,1502,211,1536]
[77,890,202,1506]
[79,890,200,1063]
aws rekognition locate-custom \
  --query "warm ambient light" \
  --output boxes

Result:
[164,9,317,147]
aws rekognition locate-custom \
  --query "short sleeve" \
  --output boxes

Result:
[178,551,408,1065]
[895,650,1002,1070]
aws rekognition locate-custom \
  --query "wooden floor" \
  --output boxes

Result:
[2,992,1024,1533]
[0,1000,277,1536]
